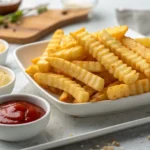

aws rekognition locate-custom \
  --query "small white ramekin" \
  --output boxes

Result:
[0,94,51,141]
[0,65,15,96]
[0,39,9,65]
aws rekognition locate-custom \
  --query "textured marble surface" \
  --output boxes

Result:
[2,0,150,150]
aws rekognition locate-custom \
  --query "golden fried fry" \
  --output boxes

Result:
[105,25,128,39]
[90,92,107,102]
[91,32,98,39]
[121,37,150,63]
[46,57,104,91]
[37,30,64,72]
[107,84,130,100]
[61,35,78,49]
[107,79,150,100]
[46,29,64,54]
[59,91,70,102]
[135,38,150,48]
[37,49,50,73]
[34,73,89,103]
[26,65,40,76]
[51,67,73,79]
[99,30,150,78]
[72,61,106,72]
[59,91,73,103]
[92,25,128,40]
[37,60,51,73]
[49,46,86,61]
[71,29,139,84]
[90,81,120,102]
[129,79,150,95]
[32,57,40,64]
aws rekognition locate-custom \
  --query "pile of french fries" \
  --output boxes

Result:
[26,25,150,103]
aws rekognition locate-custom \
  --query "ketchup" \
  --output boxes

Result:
[0,101,45,124]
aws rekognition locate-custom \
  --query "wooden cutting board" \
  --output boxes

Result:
[0,9,89,44]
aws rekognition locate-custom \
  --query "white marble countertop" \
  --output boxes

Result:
[4,0,150,150]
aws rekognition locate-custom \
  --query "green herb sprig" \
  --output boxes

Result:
[0,4,48,28]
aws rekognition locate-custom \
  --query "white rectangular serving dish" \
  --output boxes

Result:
[14,29,149,117]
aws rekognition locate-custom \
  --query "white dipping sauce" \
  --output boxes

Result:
[0,71,11,87]
[0,42,5,53]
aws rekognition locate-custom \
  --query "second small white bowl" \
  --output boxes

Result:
[0,39,9,65]
[0,65,15,96]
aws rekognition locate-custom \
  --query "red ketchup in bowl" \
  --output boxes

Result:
[0,101,45,124]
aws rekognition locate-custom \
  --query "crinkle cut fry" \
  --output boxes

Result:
[135,38,150,48]
[72,61,106,72]
[121,37,150,63]
[37,29,64,72]
[90,81,121,102]
[91,25,128,40]
[59,91,69,101]
[32,57,40,64]
[49,46,86,61]
[46,29,64,54]
[26,65,39,76]
[70,29,139,84]
[72,85,96,103]
[59,91,73,103]
[34,73,89,103]
[36,50,50,73]
[61,35,78,49]
[98,30,150,78]
[37,59,50,73]
[46,57,104,92]
[107,79,150,100]
[90,91,107,102]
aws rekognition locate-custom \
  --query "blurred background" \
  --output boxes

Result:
[1,0,150,37]
[21,0,150,35]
